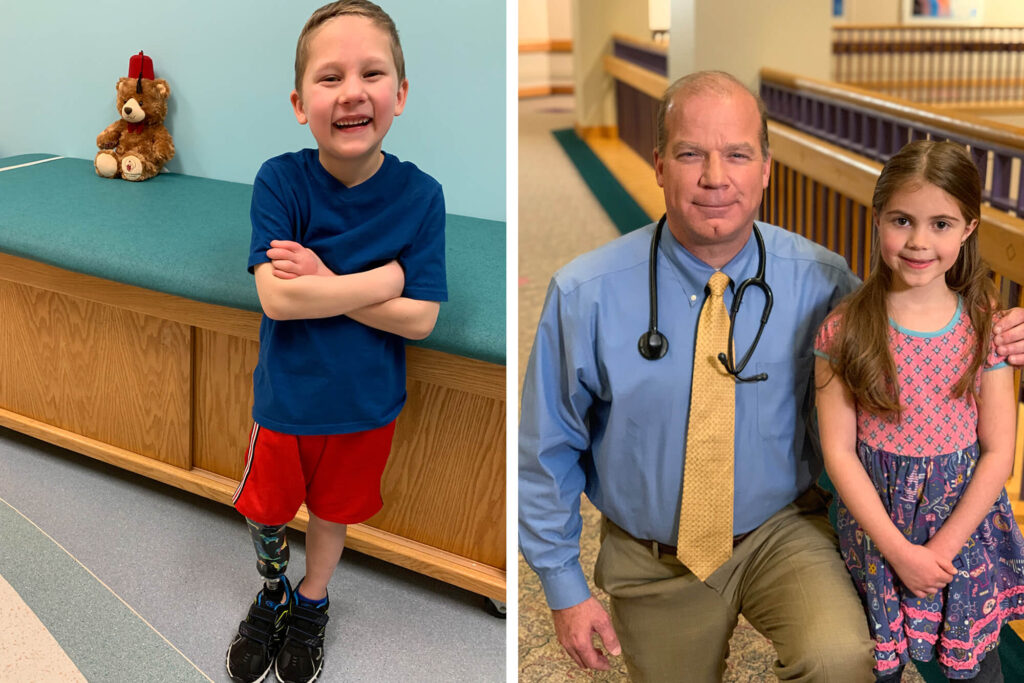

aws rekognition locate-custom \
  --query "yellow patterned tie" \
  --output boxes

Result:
[677,271,735,581]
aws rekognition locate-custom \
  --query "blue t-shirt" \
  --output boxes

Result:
[248,149,447,434]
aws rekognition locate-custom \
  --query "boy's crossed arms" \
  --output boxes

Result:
[253,239,440,340]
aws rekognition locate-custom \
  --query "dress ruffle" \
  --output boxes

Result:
[836,441,1024,679]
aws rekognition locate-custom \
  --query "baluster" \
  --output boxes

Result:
[991,151,1013,211]
[996,27,1003,104]
[892,123,910,155]
[985,27,994,103]
[908,28,918,102]
[968,145,990,202]
[1018,28,1023,102]
[832,27,839,82]
[1014,154,1024,216]
[876,115,891,161]
[863,110,876,156]
[879,26,887,95]
[956,27,964,103]
[980,27,987,103]
[940,28,949,104]
[813,181,824,246]
[838,107,850,146]
[823,182,833,248]
[797,174,807,239]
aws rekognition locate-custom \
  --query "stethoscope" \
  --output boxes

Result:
[637,214,774,383]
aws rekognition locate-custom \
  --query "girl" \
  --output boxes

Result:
[815,139,1021,682]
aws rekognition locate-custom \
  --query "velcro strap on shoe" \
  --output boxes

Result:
[285,605,329,646]
[291,604,329,628]
[238,619,272,645]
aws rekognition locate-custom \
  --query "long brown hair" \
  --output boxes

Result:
[827,140,995,418]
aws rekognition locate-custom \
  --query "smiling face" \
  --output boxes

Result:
[876,180,977,295]
[653,84,770,267]
[291,14,408,186]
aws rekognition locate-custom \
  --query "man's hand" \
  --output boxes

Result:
[887,543,956,598]
[995,307,1024,366]
[267,240,333,279]
[551,596,622,671]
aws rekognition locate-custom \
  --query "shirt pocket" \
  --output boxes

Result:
[755,355,813,440]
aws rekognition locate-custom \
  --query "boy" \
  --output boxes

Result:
[226,3,446,682]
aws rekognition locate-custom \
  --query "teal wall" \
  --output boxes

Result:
[0,0,505,221]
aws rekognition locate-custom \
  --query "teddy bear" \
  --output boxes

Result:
[95,51,174,182]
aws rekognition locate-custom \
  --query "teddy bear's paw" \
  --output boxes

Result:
[95,153,119,178]
[120,155,147,181]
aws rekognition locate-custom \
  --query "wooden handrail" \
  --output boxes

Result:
[604,55,668,100]
[834,24,1024,31]
[768,120,1024,280]
[762,67,1024,152]
[519,39,573,53]
[612,33,668,55]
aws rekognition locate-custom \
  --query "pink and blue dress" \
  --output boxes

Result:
[815,300,1023,679]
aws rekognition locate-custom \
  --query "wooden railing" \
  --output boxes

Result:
[603,35,668,160]
[761,68,1024,217]
[760,68,1024,495]
[833,25,1024,107]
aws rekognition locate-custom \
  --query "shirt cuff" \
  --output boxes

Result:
[537,563,591,611]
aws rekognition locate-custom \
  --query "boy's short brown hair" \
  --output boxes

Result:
[294,0,406,94]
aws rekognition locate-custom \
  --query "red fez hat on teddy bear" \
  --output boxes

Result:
[94,51,175,182]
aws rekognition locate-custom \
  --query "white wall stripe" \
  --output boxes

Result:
[0,156,65,173]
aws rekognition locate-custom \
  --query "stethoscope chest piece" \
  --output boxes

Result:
[638,329,668,360]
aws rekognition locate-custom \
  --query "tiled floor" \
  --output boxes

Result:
[0,426,505,682]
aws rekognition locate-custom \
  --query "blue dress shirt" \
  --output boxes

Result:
[518,221,860,610]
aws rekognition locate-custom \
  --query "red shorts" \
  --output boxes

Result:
[232,421,397,525]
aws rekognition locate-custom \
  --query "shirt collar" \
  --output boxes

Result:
[657,221,762,308]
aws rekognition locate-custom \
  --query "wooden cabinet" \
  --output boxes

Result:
[0,252,505,600]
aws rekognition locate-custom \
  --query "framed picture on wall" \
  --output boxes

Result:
[901,0,983,24]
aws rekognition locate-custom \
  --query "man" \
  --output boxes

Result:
[518,71,1024,682]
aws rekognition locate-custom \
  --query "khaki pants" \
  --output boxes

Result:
[594,487,876,683]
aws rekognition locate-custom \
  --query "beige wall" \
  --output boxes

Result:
[520,0,572,40]
[650,0,670,31]
[520,0,573,94]
[685,0,832,90]
[574,0,831,128]
[841,0,1024,25]
[572,0,650,127]
[981,0,1024,25]
[842,0,898,24]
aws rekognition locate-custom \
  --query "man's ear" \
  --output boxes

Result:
[394,79,409,117]
[654,148,665,188]
[290,90,308,125]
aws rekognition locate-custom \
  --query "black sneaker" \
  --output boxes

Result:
[226,577,293,683]
[275,586,329,683]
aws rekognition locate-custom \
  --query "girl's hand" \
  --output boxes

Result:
[887,543,956,598]
[267,240,333,279]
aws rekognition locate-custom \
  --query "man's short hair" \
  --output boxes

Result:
[655,71,770,159]
[294,0,406,94]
